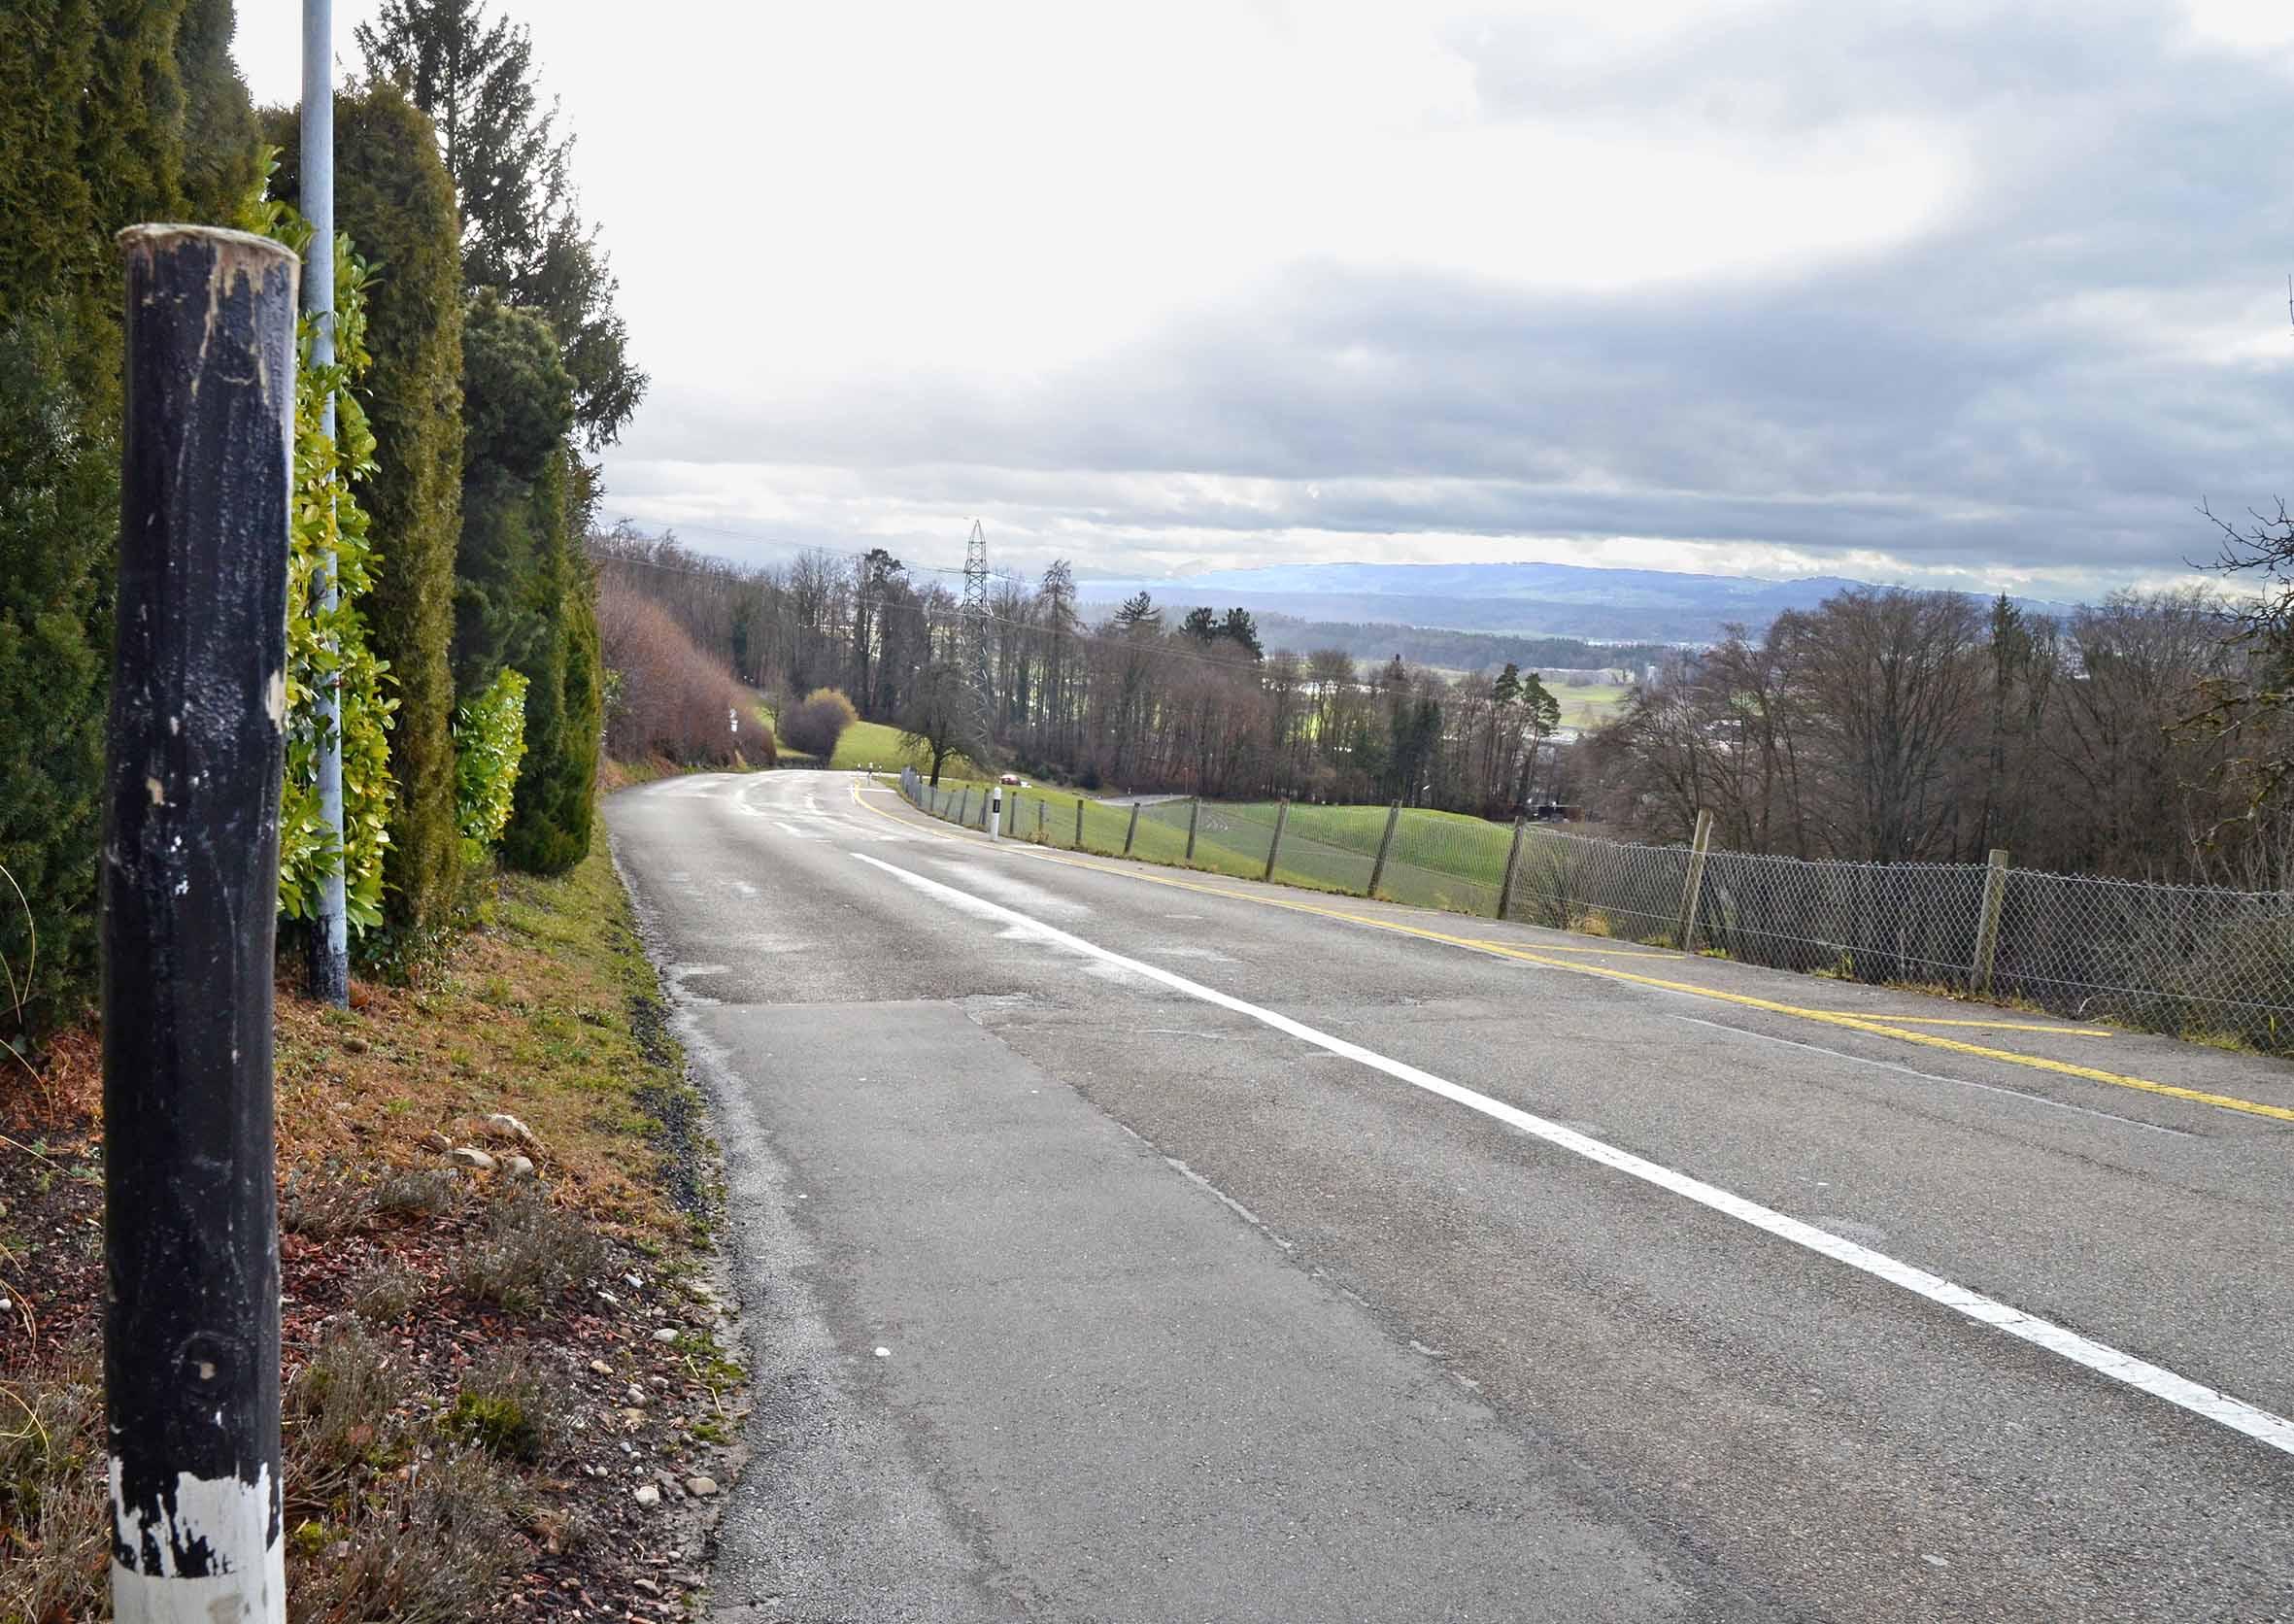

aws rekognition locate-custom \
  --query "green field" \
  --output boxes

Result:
[770,712,991,779]
[910,784,1515,914]
[1554,682,1629,729]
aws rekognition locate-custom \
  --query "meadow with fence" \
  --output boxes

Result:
[899,769,2294,1056]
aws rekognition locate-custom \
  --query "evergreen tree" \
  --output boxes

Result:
[457,292,596,871]
[500,456,600,873]
[356,0,646,446]
[0,311,117,1041]
[267,85,469,968]
[455,288,574,694]
[0,0,255,1035]
[175,0,262,224]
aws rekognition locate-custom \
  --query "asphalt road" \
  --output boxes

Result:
[605,770,2294,1624]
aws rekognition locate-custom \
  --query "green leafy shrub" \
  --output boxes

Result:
[502,536,603,874]
[453,665,529,866]
[249,177,399,933]
[267,86,468,976]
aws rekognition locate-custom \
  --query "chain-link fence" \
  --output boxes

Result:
[892,768,2294,1053]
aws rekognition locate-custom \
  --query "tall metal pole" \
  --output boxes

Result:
[109,223,297,1624]
[304,0,349,1007]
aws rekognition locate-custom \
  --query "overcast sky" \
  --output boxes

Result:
[235,1,2294,595]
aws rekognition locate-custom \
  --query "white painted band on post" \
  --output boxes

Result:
[109,1461,284,1622]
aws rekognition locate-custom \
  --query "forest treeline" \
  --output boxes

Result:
[2,0,644,1041]
[598,526,2294,892]
[1585,578,2294,887]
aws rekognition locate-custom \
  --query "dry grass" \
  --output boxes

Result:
[0,1344,107,1624]
[270,842,697,1238]
[2,835,724,1618]
[449,1193,611,1316]
[286,1445,528,1624]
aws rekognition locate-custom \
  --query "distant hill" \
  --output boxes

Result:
[1080,559,2071,645]
[1245,615,1669,676]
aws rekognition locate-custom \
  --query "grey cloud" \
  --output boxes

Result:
[610,0,2294,592]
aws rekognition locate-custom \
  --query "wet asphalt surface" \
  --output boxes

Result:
[607,771,2294,1624]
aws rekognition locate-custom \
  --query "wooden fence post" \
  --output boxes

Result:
[1367,800,1402,897]
[1035,799,1046,841]
[1973,848,2010,996]
[107,224,298,1624]
[1074,798,1085,849]
[1185,797,1201,863]
[1125,802,1140,855]
[1263,798,1291,882]
[1496,816,1528,920]
[1673,808,1716,952]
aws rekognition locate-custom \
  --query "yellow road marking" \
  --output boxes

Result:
[854,784,2294,1126]
[1861,1017,2112,1035]
[1463,938,1676,961]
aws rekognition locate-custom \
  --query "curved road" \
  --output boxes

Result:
[606,770,2294,1623]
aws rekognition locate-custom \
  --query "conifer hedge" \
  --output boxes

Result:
[267,85,467,970]
[456,293,599,873]
[0,2,256,1036]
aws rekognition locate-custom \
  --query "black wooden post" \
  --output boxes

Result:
[105,224,297,1624]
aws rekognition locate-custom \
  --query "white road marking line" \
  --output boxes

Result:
[773,821,821,839]
[852,850,2294,1461]
[1660,1014,2195,1139]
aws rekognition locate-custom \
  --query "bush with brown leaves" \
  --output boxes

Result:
[779,686,858,759]
[596,578,771,766]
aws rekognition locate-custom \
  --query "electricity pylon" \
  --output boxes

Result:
[960,519,994,751]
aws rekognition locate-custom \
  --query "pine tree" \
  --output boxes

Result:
[356,0,646,447]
